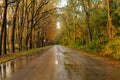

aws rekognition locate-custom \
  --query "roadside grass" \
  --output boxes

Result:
[0,46,51,64]
[62,46,120,68]
[74,48,120,68]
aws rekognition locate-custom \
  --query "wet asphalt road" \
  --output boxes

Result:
[0,45,120,80]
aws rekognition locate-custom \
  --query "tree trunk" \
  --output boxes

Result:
[3,23,7,54]
[81,0,92,43]
[29,0,35,49]
[0,0,8,55]
[86,15,92,43]
[18,0,24,51]
[11,3,19,53]
[18,33,22,51]
[0,22,4,55]
[107,0,114,41]
[29,31,33,49]
[25,33,29,50]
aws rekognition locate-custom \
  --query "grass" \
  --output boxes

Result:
[0,46,51,64]
[63,46,120,68]
[75,48,120,68]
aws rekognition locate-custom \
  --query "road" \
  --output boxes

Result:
[1,45,120,80]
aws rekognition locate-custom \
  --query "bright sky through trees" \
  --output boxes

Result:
[57,21,61,29]
[0,0,3,4]
[56,0,67,8]
[56,0,67,30]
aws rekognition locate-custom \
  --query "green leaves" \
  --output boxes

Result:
[105,37,120,59]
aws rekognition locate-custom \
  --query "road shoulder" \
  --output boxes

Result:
[73,48,120,68]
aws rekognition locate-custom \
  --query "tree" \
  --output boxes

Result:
[0,0,57,55]
[81,0,92,43]
[11,0,21,53]
[107,0,114,41]
[0,0,8,55]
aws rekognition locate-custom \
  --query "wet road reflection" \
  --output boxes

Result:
[0,45,120,80]
[0,52,43,80]
[56,52,69,80]
[64,52,120,80]
[56,45,120,80]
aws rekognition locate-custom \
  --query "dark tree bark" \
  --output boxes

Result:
[81,0,92,43]
[107,0,114,41]
[11,1,20,53]
[29,0,35,49]
[18,0,25,51]
[0,0,8,55]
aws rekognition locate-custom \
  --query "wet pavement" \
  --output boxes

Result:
[0,50,44,80]
[0,45,120,80]
[56,46,120,80]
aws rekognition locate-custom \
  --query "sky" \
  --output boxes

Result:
[56,0,67,8]
[0,0,3,4]
[56,0,67,29]
[57,21,61,29]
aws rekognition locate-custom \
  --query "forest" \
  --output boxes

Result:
[57,0,120,59]
[0,0,120,60]
[0,0,120,80]
[0,0,56,55]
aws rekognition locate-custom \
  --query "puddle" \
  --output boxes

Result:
[0,52,43,80]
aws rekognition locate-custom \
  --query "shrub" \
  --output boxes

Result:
[84,38,107,53]
[105,37,120,59]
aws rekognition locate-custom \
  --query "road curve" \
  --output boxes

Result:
[2,45,120,80]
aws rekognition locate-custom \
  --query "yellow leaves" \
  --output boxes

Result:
[105,37,120,59]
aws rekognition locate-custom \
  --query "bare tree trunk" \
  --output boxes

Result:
[25,29,29,50]
[3,23,7,54]
[0,22,4,55]
[18,33,22,51]
[19,0,25,50]
[81,0,92,43]
[11,2,19,53]
[29,31,33,49]
[0,0,8,55]
[86,14,92,43]
[36,31,41,48]
[107,0,114,41]
[29,0,35,49]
